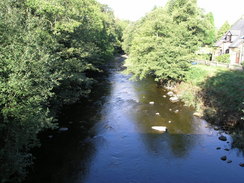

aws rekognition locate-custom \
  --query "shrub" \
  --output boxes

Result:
[216,54,230,63]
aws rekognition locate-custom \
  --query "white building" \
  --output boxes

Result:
[213,17,244,65]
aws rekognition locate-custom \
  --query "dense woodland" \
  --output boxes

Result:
[0,0,124,182]
[0,0,243,182]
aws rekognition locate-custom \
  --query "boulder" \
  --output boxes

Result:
[219,135,227,141]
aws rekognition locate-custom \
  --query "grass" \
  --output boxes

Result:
[175,64,244,149]
[175,64,244,127]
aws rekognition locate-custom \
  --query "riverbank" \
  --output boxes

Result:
[171,64,244,148]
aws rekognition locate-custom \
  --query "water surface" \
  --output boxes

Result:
[26,56,244,183]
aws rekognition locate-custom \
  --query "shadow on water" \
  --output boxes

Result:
[199,70,244,152]
[24,57,123,183]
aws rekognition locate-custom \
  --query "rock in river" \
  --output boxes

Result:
[59,127,69,132]
[218,135,227,141]
[227,160,232,163]
[149,101,154,105]
[167,91,174,96]
[221,156,227,161]
[169,96,179,103]
[239,163,244,167]
[152,126,167,132]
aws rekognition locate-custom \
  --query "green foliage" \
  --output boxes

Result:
[201,70,244,125]
[123,0,213,82]
[0,0,120,182]
[203,12,216,45]
[177,65,244,127]
[217,21,231,40]
[216,54,230,63]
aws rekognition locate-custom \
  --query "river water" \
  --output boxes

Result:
[26,55,244,183]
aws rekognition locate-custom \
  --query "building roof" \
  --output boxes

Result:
[214,16,244,48]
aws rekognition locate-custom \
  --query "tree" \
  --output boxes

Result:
[124,0,211,82]
[203,12,216,45]
[0,0,120,181]
[217,21,231,40]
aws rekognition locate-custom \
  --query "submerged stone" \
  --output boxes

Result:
[221,156,227,161]
[227,160,232,163]
[239,163,244,167]
[59,127,69,132]
[219,135,227,141]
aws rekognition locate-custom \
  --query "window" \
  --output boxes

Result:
[225,32,232,42]
[225,49,229,54]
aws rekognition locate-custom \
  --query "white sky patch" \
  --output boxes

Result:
[97,0,244,28]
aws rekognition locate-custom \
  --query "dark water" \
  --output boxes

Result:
[26,56,244,183]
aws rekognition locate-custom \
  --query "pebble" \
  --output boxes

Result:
[149,101,154,105]
[156,113,160,116]
[221,156,227,161]
[224,148,230,151]
[163,95,167,98]
[216,147,221,150]
[168,121,172,123]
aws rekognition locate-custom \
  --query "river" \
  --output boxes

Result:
[26,55,244,183]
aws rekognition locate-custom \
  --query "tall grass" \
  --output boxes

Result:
[176,65,244,127]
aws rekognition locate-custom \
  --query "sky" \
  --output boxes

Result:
[97,0,244,28]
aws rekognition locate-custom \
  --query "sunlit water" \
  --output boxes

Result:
[26,56,244,183]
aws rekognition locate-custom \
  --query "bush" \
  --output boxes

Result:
[216,54,230,63]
